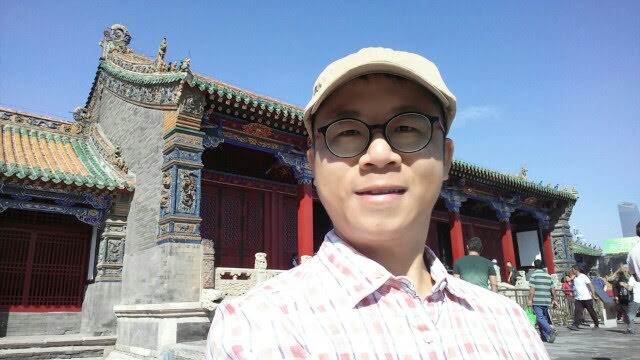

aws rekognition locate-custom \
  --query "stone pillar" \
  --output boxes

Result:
[441,187,467,262]
[490,200,517,280]
[550,202,576,275]
[81,192,131,336]
[297,183,314,260]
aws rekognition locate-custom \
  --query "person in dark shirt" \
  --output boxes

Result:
[453,237,498,292]
[507,260,518,286]
[612,271,630,322]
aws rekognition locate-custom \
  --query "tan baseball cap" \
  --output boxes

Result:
[303,47,456,136]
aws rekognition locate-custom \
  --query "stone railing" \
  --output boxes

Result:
[213,252,285,298]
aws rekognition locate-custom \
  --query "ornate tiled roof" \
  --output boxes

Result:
[450,159,578,201]
[571,239,602,257]
[89,25,576,201]
[0,108,133,191]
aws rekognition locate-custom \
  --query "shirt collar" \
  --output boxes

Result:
[317,230,476,308]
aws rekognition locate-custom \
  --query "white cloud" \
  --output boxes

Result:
[453,105,501,129]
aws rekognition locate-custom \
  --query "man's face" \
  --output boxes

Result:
[308,74,454,249]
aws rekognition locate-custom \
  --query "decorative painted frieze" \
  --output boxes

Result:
[440,187,468,212]
[0,198,103,226]
[100,70,181,106]
[489,199,517,222]
[275,151,313,184]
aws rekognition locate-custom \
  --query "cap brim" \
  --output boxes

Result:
[304,61,455,134]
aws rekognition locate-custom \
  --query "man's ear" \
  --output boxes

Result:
[442,138,454,181]
[306,147,315,172]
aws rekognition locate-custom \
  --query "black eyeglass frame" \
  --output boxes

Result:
[315,112,445,158]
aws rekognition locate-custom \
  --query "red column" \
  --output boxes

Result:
[297,183,314,261]
[542,229,555,274]
[449,211,465,261]
[501,220,517,280]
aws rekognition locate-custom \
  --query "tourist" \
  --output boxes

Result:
[619,269,640,334]
[561,274,574,300]
[453,237,498,292]
[492,258,502,283]
[507,260,518,286]
[627,220,640,282]
[528,259,558,343]
[589,271,606,292]
[612,271,630,323]
[205,47,548,358]
[568,265,600,331]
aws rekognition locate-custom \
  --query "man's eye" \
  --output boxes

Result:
[338,129,360,136]
[395,125,418,133]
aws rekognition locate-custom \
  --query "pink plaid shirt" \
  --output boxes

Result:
[206,230,549,359]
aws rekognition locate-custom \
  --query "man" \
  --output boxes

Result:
[507,260,518,286]
[589,271,605,292]
[619,268,640,334]
[627,221,640,282]
[619,220,640,334]
[568,265,600,331]
[612,271,630,323]
[206,48,547,358]
[528,259,558,343]
[453,237,498,292]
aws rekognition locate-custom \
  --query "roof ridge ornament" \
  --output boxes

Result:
[99,24,132,60]
[155,37,168,72]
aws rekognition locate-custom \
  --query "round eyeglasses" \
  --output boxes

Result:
[316,112,444,158]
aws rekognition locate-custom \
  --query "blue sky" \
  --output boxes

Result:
[1,1,638,245]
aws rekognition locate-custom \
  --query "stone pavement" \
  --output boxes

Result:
[544,323,640,360]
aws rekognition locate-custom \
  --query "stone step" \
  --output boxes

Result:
[0,334,116,349]
[0,345,106,359]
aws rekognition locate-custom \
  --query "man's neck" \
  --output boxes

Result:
[336,230,434,298]
[468,251,480,256]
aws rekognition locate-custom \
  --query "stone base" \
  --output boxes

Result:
[112,302,212,358]
[81,281,122,336]
[0,312,80,336]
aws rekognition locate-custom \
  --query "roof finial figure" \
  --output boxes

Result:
[99,24,132,59]
[518,165,528,179]
[155,37,167,71]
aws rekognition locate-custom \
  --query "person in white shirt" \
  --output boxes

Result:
[568,265,600,331]
[620,275,640,334]
[626,221,640,280]
[620,221,640,334]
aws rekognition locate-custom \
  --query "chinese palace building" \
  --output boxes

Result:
[0,25,579,357]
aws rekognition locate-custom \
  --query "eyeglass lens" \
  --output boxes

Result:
[324,113,433,157]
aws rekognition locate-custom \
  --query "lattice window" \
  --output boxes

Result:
[200,187,218,241]
[283,197,298,253]
[245,192,264,250]
[0,209,90,311]
[0,230,30,306]
[221,189,242,247]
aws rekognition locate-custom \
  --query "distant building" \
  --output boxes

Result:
[618,202,640,237]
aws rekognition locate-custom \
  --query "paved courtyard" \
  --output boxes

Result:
[545,323,640,359]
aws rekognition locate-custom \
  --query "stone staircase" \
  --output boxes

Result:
[0,334,116,359]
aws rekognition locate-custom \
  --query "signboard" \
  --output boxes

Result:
[602,236,639,255]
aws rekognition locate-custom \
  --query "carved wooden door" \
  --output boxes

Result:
[0,209,90,311]
[201,184,265,268]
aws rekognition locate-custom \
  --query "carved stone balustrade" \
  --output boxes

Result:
[213,252,285,298]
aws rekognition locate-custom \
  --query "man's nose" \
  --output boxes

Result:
[359,131,401,169]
